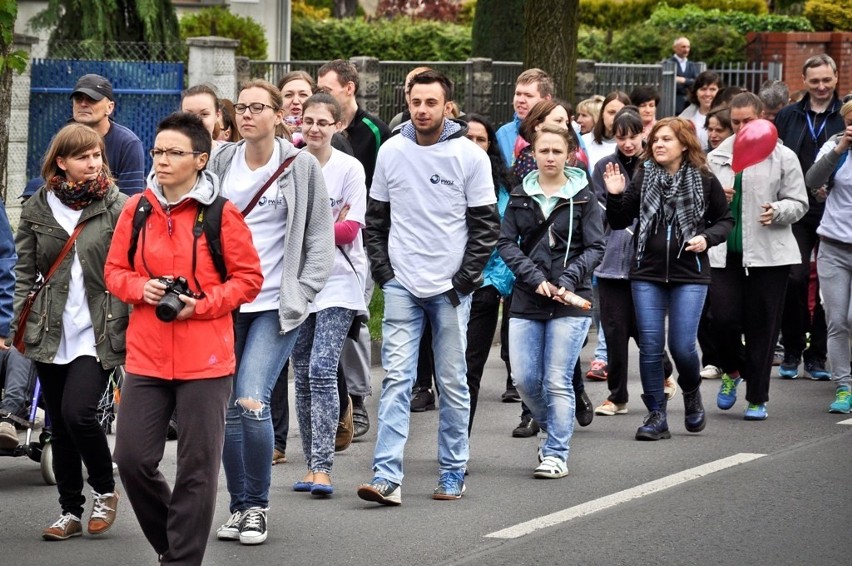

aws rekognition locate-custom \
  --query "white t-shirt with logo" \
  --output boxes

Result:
[312,148,368,313]
[46,192,98,363]
[220,143,287,312]
[371,134,496,298]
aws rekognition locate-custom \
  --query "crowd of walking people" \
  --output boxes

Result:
[0,43,850,565]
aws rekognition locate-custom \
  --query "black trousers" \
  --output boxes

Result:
[271,362,289,452]
[709,259,790,405]
[115,373,232,566]
[782,219,827,363]
[464,286,512,434]
[36,357,114,518]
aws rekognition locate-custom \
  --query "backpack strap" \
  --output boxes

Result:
[197,196,228,283]
[127,195,154,270]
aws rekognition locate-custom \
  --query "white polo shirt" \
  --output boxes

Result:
[371,132,495,298]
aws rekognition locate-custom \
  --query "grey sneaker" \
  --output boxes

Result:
[239,508,268,545]
[357,477,401,506]
[216,510,243,541]
[432,471,465,500]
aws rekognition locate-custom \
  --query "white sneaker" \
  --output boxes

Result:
[700,365,722,379]
[216,510,243,541]
[239,508,268,545]
[0,421,18,450]
[533,456,568,479]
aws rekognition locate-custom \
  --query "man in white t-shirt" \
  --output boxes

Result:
[357,70,500,505]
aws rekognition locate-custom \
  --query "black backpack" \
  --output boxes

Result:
[126,195,228,285]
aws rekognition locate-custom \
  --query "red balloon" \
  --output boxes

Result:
[732,119,778,173]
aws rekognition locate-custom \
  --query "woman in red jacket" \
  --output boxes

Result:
[104,112,262,566]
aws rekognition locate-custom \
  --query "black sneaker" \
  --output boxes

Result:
[512,415,540,438]
[238,508,268,545]
[352,400,370,438]
[575,391,594,427]
[410,387,436,412]
[501,387,521,403]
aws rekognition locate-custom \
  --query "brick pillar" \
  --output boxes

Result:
[186,37,240,100]
[827,32,852,95]
[351,56,380,117]
[6,33,39,229]
[468,58,492,118]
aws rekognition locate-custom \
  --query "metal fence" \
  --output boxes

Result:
[28,59,184,179]
[47,40,186,62]
[247,58,783,127]
[705,61,783,94]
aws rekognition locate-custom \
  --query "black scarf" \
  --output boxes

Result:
[635,160,705,266]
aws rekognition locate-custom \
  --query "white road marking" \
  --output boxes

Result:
[485,452,766,539]
[837,418,852,425]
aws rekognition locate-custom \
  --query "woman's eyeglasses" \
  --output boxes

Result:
[150,149,204,159]
[233,102,278,114]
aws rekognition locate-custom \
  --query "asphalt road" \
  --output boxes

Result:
[1,339,850,566]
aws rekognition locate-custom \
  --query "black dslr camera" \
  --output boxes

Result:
[156,276,200,322]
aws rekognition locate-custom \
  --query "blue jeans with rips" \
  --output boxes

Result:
[372,279,472,485]
[222,310,300,512]
[631,281,707,405]
[292,307,355,474]
[509,316,590,463]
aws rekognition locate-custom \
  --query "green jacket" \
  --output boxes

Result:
[12,184,129,369]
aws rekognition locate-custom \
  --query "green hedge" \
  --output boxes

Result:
[291,17,471,61]
[805,0,852,31]
[180,7,268,60]
[579,4,813,65]
[579,0,767,30]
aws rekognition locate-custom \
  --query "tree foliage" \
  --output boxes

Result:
[471,0,525,60]
[179,7,268,61]
[31,0,181,56]
[804,0,852,31]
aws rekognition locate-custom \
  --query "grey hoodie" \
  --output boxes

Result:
[146,168,219,207]
[208,138,334,333]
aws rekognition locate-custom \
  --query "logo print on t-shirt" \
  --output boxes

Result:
[429,174,456,186]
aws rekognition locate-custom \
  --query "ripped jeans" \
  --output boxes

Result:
[223,310,301,512]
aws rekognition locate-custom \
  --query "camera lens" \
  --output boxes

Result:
[156,293,183,322]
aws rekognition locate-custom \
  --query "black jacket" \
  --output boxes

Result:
[498,181,605,320]
[774,93,845,220]
[346,106,391,189]
[606,165,733,285]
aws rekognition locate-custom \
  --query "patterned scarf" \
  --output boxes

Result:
[48,172,111,210]
[635,159,705,267]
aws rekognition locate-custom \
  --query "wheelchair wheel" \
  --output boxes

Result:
[41,441,56,485]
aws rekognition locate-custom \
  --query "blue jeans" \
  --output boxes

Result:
[373,280,472,484]
[292,307,354,474]
[509,316,590,462]
[631,281,707,405]
[223,310,300,512]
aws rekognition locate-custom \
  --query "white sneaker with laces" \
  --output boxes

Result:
[700,365,722,379]
[216,510,243,541]
[239,507,268,545]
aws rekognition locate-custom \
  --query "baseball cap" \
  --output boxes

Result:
[71,74,114,101]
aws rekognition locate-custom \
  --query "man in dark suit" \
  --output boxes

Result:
[670,37,699,114]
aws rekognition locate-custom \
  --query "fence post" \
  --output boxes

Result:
[236,56,251,87]
[468,58,492,118]
[575,60,595,103]
[6,33,39,228]
[186,36,240,100]
[351,56,381,117]
[768,61,783,82]
[660,59,677,118]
